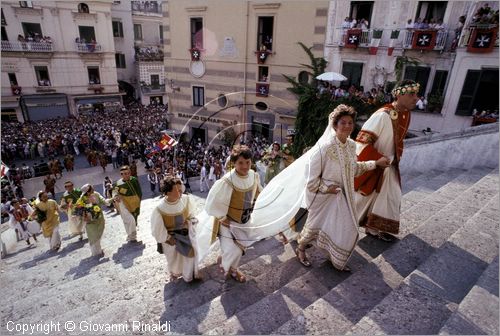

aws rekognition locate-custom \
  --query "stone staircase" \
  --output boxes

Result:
[0,166,498,335]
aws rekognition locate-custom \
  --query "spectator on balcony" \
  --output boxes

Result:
[359,18,369,29]
[435,19,446,30]
[421,19,430,29]
[350,17,358,29]
[342,17,351,29]
[414,18,423,29]
[405,19,414,29]
[87,39,96,52]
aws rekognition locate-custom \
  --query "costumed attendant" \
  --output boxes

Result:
[354,80,419,242]
[294,105,390,271]
[32,191,61,251]
[113,166,142,243]
[151,177,201,282]
[203,145,263,283]
[9,199,37,245]
[60,181,84,241]
[76,184,111,257]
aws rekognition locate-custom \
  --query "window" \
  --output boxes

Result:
[8,73,18,86]
[115,53,126,68]
[87,66,100,85]
[257,16,273,50]
[159,25,164,43]
[2,9,6,25]
[192,86,204,106]
[416,1,447,22]
[134,24,142,41]
[430,70,448,95]
[342,62,363,88]
[298,71,309,85]
[349,1,374,27]
[1,27,8,41]
[78,3,89,13]
[190,18,203,48]
[151,74,160,89]
[19,1,33,8]
[258,66,269,82]
[217,94,227,108]
[404,66,430,96]
[112,21,124,37]
[21,22,42,38]
[78,26,96,42]
[456,68,499,116]
[35,66,51,86]
[255,102,268,111]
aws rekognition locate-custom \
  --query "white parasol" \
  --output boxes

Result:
[316,71,347,82]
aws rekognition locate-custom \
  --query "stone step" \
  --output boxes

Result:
[206,233,394,335]
[401,168,465,212]
[439,255,499,335]
[399,167,494,236]
[273,168,498,335]
[163,241,338,335]
[402,169,445,194]
[348,186,499,334]
[400,171,424,194]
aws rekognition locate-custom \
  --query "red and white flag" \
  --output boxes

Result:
[1,162,9,177]
[158,133,178,150]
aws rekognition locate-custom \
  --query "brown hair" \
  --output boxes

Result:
[230,145,252,163]
[161,176,182,194]
[329,104,356,128]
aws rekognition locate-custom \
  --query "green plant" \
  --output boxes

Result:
[372,30,383,39]
[427,92,443,112]
[394,55,420,82]
[390,30,400,39]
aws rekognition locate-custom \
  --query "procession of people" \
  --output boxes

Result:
[3,79,418,284]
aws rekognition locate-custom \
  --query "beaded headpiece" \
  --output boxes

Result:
[392,82,420,96]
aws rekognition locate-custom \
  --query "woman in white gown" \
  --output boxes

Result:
[295,105,389,271]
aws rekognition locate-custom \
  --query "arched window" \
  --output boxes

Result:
[78,3,89,13]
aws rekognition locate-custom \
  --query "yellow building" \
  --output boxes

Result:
[164,0,329,144]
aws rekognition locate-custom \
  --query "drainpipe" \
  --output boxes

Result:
[243,0,250,141]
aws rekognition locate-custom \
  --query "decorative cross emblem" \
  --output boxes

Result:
[475,35,490,47]
[348,35,358,44]
[259,86,268,95]
[418,35,430,45]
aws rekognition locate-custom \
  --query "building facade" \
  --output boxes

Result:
[164,0,329,144]
[323,0,498,134]
[1,0,123,122]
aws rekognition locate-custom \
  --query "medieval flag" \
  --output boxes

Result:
[345,29,362,48]
[467,28,497,53]
[412,30,436,50]
[158,133,178,150]
[1,162,9,177]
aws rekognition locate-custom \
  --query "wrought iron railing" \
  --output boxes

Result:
[402,29,448,50]
[459,24,499,48]
[141,84,166,93]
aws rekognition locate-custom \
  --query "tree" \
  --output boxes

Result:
[284,43,383,155]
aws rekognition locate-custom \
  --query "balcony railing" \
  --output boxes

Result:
[338,29,372,47]
[76,42,102,53]
[402,29,448,50]
[1,40,53,52]
[141,84,165,94]
[131,1,162,16]
[135,46,164,61]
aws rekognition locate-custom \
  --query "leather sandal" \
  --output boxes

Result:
[295,247,312,267]
[229,269,246,283]
[365,228,395,242]
[278,232,289,245]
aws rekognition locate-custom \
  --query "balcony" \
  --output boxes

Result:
[459,24,498,52]
[338,29,373,47]
[402,29,448,51]
[1,40,54,52]
[131,1,162,16]
[141,84,166,94]
[135,46,164,61]
[76,42,102,53]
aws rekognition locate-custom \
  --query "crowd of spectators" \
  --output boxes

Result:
[17,33,53,44]
[317,82,392,106]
